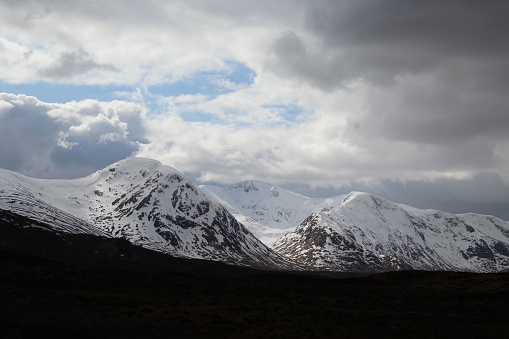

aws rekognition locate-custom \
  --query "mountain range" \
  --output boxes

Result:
[1,157,509,273]
[203,180,509,272]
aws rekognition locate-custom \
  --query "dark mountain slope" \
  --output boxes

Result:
[0,208,265,276]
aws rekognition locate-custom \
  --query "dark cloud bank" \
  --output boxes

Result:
[40,49,120,79]
[0,94,145,179]
[272,1,509,146]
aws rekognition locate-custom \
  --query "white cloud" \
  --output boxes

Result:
[0,1,300,86]
[0,100,14,111]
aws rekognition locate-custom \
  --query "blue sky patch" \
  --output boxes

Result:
[0,61,258,123]
[148,61,255,98]
[263,104,304,124]
[0,81,133,104]
[0,61,255,106]
[224,60,256,85]
[180,111,222,123]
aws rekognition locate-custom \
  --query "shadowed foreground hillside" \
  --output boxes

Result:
[1,250,509,338]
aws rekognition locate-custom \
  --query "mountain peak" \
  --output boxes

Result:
[101,157,166,173]
[338,191,393,210]
[84,157,182,186]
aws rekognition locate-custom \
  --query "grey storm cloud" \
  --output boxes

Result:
[269,1,509,91]
[0,95,58,172]
[269,1,509,167]
[40,49,120,79]
[0,94,146,179]
[304,0,509,87]
[269,31,345,90]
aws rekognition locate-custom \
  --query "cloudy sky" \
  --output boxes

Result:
[1,0,508,219]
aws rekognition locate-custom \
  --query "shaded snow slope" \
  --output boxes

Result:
[272,192,509,272]
[201,181,341,244]
[0,158,294,269]
[0,173,108,237]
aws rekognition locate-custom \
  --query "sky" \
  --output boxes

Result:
[1,0,508,220]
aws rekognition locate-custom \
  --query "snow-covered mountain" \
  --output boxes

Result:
[3,159,509,273]
[202,182,509,272]
[0,158,294,269]
[201,180,340,244]
[271,192,509,272]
